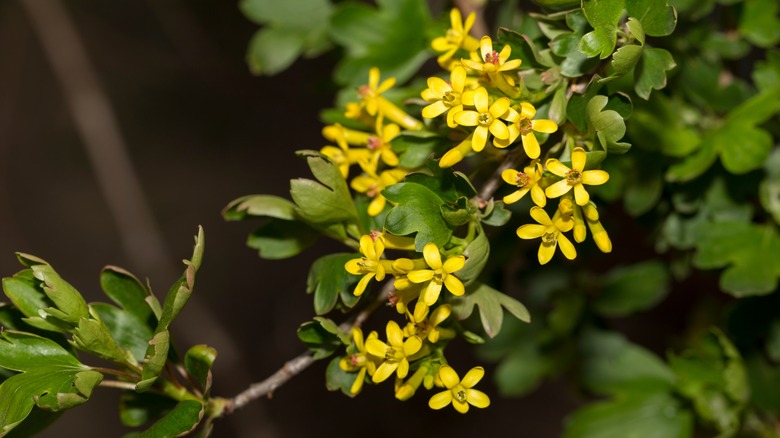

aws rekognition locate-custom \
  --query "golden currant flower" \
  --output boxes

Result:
[494,102,558,158]
[429,365,490,413]
[339,327,379,395]
[366,320,423,383]
[366,116,401,168]
[320,145,371,179]
[461,35,521,98]
[501,159,546,206]
[350,166,407,216]
[405,302,454,344]
[345,235,387,296]
[439,134,475,168]
[516,206,576,265]
[357,67,423,130]
[407,242,466,306]
[395,365,429,401]
[586,209,612,253]
[431,9,480,69]
[545,147,610,206]
[453,87,518,152]
[421,66,468,128]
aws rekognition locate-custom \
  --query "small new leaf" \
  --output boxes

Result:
[451,282,530,338]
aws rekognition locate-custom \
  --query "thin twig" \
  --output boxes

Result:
[478,147,526,202]
[99,380,139,391]
[226,281,394,412]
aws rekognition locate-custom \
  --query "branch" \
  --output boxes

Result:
[225,281,393,412]
[477,147,526,202]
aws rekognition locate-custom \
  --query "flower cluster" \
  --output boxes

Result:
[342,235,489,412]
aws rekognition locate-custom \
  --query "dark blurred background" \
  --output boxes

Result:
[0,1,582,436]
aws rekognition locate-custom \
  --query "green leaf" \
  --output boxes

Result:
[586,95,631,152]
[100,267,155,327]
[498,28,555,70]
[382,182,452,252]
[222,194,298,221]
[609,44,643,78]
[626,0,677,37]
[451,282,530,338]
[241,0,332,30]
[137,330,170,392]
[579,329,676,395]
[481,200,512,227]
[247,219,319,259]
[760,148,780,225]
[551,33,599,78]
[20,257,89,327]
[457,229,490,285]
[493,343,550,396]
[627,93,701,157]
[564,392,693,438]
[738,0,780,48]
[634,47,676,100]
[290,151,358,225]
[579,0,625,59]
[717,123,772,174]
[593,261,670,317]
[693,222,780,296]
[391,133,446,169]
[753,50,780,92]
[0,331,103,436]
[669,329,748,436]
[624,168,663,216]
[184,344,217,395]
[119,392,178,428]
[307,253,361,315]
[665,141,718,183]
[245,27,306,76]
[125,399,204,438]
[71,311,133,364]
[726,85,780,126]
[325,355,358,397]
[297,318,347,360]
[2,271,64,333]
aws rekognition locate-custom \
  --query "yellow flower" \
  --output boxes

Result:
[366,116,401,168]
[439,133,474,168]
[345,235,387,296]
[407,243,466,306]
[431,9,480,68]
[453,87,518,152]
[366,320,423,382]
[320,145,371,179]
[494,102,558,158]
[461,35,521,98]
[350,167,407,216]
[404,302,453,343]
[357,67,423,131]
[388,282,424,315]
[421,66,468,128]
[339,327,378,395]
[395,365,429,401]
[501,159,546,206]
[545,147,610,206]
[428,365,490,413]
[516,206,576,265]
[371,230,416,251]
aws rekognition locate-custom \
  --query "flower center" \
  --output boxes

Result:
[566,170,583,185]
[455,389,467,403]
[433,270,444,282]
[366,184,379,198]
[519,118,533,135]
[515,172,529,188]
[542,231,557,244]
[367,136,382,150]
[445,28,462,44]
[478,113,492,126]
[484,50,500,65]
[357,85,372,99]
[442,91,457,106]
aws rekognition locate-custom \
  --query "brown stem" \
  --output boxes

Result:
[225,281,394,413]
[477,147,526,202]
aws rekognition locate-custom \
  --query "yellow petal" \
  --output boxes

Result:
[422,280,443,306]
[377,77,396,94]
[368,196,386,216]
[368,67,380,89]
[352,327,365,350]
[500,59,522,71]
[403,336,422,356]
[503,189,528,204]
[397,358,409,379]
[532,119,558,134]
[453,399,470,414]
[407,269,434,283]
[489,120,510,140]
[558,233,577,260]
[451,66,467,92]
[350,367,366,395]
[443,275,465,296]
[443,255,466,273]
[460,58,484,72]
[427,76,450,97]
[490,97,510,118]
[498,45,512,63]
[466,389,491,408]
[449,8,463,30]
[432,36,451,52]
[572,147,587,171]
[413,301,429,322]
[521,132,541,159]
[588,219,612,253]
[438,365,460,388]
[582,169,610,185]
[429,390,453,410]
[545,158,570,177]
[539,241,556,265]
[353,273,374,296]
[423,243,443,269]
[372,361,398,383]
[430,304,452,326]
[479,36,493,60]
[366,338,388,357]
[545,179,573,199]
[531,185,547,207]
[454,110,479,126]
[573,183,590,206]
[461,366,485,387]
[422,101,449,119]
[462,11,476,34]
[516,223,546,239]
[529,205,553,225]
[345,259,362,275]
[386,320,404,348]
[474,87,489,113]
[502,168,519,185]
[519,102,536,119]
[472,126,488,152]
